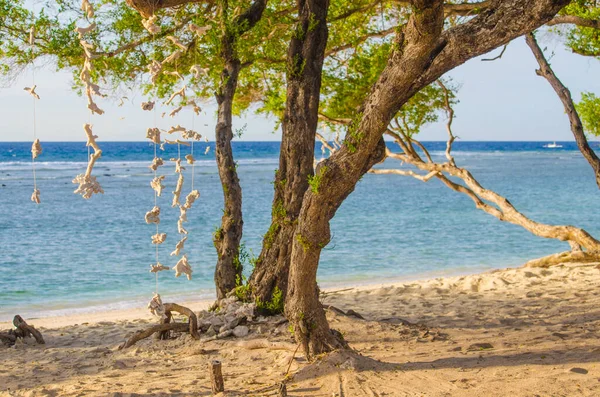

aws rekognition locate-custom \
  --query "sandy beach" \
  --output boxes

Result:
[2,261,600,396]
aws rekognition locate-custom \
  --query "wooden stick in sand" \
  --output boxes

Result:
[209,360,225,394]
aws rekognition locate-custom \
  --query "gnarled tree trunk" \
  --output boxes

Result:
[249,0,330,305]
[285,0,571,357]
[213,0,267,299]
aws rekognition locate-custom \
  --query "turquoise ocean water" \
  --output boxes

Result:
[0,141,598,321]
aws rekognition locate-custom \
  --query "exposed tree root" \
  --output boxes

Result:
[524,251,600,268]
[1,315,45,347]
[119,303,199,349]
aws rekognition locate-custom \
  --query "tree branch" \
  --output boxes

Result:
[318,112,352,125]
[546,15,600,29]
[324,27,396,57]
[525,32,600,189]
[126,0,214,18]
[481,44,507,61]
[97,16,194,58]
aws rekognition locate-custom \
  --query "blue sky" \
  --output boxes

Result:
[0,32,598,142]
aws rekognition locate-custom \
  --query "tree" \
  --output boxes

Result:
[283,0,587,358]
[248,0,330,306]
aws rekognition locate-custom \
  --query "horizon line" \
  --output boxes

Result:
[0,139,596,143]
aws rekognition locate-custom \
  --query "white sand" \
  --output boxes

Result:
[2,262,600,396]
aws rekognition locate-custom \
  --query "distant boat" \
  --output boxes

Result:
[544,142,563,148]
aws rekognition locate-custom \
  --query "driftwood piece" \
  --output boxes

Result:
[1,315,45,346]
[119,303,199,349]
[209,360,225,394]
[0,332,17,346]
[119,322,189,349]
[155,311,173,341]
[13,315,45,344]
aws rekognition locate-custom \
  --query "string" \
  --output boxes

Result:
[191,33,197,191]
[31,66,37,191]
[30,8,37,195]
[151,2,159,295]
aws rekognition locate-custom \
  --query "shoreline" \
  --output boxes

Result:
[0,262,512,329]
[3,260,600,395]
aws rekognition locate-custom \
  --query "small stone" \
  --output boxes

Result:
[112,360,127,369]
[226,302,242,314]
[205,325,217,337]
[233,326,249,338]
[467,343,494,351]
[570,367,589,374]
[207,316,224,327]
[346,309,365,320]
[221,315,246,332]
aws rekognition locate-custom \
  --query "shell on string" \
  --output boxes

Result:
[183,190,200,210]
[190,65,210,79]
[161,139,190,151]
[81,0,94,18]
[179,205,188,223]
[72,174,104,199]
[188,23,212,37]
[150,175,165,196]
[167,36,189,51]
[164,70,184,81]
[148,60,162,84]
[162,50,183,65]
[177,218,188,235]
[205,146,211,155]
[72,124,104,199]
[150,262,170,273]
[149,157,164,171]
[168,125,186,134]
[187,99,202,115]
[148,293,167,319]
[185,154,195,165]
[80,40,99,60]
[31,139,42,160]
[172,172,184,208]
[165,87,186,106]
[146,127,161,144]
[142,16,161,34]
[86,80,103,97]
[151,232,167,245]
[29,26,35,45]
[151,263,169,273]
[169,106,182,118]
[24,85,40,99]
[173,254,193,280]
[141,101,155,111]
[74,22,96,38]
[145,206,161,224]
[86,93,104,115]
[31,188,41,204]
[170,236,187,257]
[170,158,186,174]
[181,129,202,141]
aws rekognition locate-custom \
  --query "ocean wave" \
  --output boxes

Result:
[0,158,280,171]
